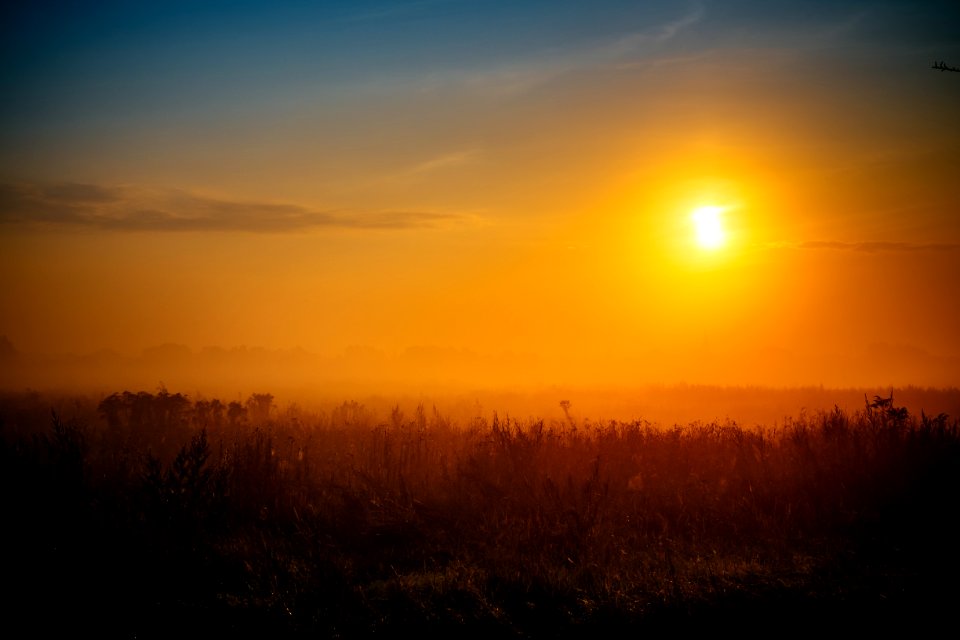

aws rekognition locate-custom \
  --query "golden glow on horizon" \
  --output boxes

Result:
[691,205,727,250]
[2,35,959,395]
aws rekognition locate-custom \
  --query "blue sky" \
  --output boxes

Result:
[4,1,956,146]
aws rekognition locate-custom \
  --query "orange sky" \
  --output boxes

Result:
[2,1,959,392]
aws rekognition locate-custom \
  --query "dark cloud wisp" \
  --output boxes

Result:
[797,240,960,253]
[0,182,466,232]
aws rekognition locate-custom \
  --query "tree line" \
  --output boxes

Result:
[98,388,275,433]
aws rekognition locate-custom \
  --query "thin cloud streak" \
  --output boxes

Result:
[600,4,705,59]
[794,240,960,253]
[408,4,704,97]
[406,149,480,176]
[0,182,469,233]
[380,149,482,185]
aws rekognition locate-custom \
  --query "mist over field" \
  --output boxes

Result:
[3,335,959,428]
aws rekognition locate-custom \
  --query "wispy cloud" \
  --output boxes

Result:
[381,149,481,184]
[0,182,469,233]
[406,149,479,175]
[410,4,704,97]
[599,4,705,60]
[794,240,960,253]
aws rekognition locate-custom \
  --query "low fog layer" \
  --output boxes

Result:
[2,337,958,427]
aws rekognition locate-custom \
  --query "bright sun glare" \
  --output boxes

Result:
[691,205,726,249]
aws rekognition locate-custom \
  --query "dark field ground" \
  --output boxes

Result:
[2,388,959,638]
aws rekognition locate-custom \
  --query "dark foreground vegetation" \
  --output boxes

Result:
[2,388,959,638]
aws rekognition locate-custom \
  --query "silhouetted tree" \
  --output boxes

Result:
[245,393,274,425]
[126,391,155,429]
[209,398,225,429]
[227,401,246,427]
[193,399,211,427]
[155,388,190,430]
[98,392,127,432]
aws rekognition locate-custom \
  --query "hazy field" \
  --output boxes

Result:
[3,385,958,637]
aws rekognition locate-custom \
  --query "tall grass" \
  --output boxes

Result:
[1,389,958,637]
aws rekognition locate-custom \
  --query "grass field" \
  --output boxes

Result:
[2,388,959,637]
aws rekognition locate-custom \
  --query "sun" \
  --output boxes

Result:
[691,205,726,249]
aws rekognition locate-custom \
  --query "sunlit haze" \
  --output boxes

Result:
[2,0,959,399]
